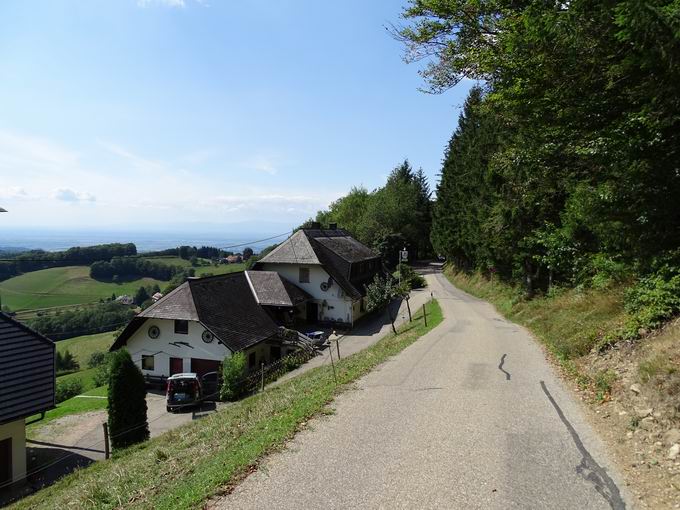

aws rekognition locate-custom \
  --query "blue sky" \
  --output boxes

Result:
[0,0,472,232]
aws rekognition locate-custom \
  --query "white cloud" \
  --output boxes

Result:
[0,186,28,200]
[52,188,96,203]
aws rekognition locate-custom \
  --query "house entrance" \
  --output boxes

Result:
[306,302,318,322]
[169,357,183,375]
[0,438,11,486]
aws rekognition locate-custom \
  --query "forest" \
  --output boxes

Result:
[392,0,679,310]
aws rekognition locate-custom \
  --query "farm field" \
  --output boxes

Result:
[0,266,164,311]
[56,331,116,369]
[142,256,247,276]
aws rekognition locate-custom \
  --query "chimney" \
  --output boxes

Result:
[310,221,321,229]
[328,222,337,230]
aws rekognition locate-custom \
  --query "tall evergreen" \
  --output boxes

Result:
[108,349,149,449]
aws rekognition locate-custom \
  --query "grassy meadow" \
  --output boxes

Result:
[0,266,164,311]
[56,331,116,369]
[142,256,247,277]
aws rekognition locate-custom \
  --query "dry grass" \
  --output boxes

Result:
[637,319,680,417]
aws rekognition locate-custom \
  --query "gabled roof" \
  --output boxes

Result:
[0,313,55,424]
[112,271,308,353]
[138,282,198,321]
[257,229,381,300]
[245,270,311,307]
[257,230,320,264]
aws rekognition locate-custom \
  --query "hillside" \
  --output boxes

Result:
[0,266,164,311]
[142,256,246,277]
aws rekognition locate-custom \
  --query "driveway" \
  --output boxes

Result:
[213,270,633,510]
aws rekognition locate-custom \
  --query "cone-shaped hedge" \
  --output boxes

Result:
[107,349,149,449]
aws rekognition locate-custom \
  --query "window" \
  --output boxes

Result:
[174,319,189,334]
[141,355,155,371]
[248,351,257,369]
[299,267,310,283]
[270,346,281,360]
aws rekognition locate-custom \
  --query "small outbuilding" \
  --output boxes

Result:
[0,313,55,489]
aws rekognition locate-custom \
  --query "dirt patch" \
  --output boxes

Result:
[30,411,107,445]
[572,319,680,509]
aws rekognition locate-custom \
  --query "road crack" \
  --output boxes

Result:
[498,353,510,380]
[540,381,625,510]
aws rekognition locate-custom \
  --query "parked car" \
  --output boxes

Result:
[306,330,328,347]
[166,373,203,412]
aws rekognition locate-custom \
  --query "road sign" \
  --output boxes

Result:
[400,249,408,261]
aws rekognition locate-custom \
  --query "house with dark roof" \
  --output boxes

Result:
[111,271,311,379]
[255,225,382,327]
[0,313,55,489]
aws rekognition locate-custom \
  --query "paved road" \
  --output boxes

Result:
[216,270,632,510]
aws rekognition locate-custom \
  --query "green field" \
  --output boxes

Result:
[0,266,165,311]
[142,256,247,276]
[56,331,116,378]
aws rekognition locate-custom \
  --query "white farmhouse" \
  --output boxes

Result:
[256,225,382,328]
[110,271,310,379]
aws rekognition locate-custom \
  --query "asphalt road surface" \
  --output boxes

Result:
[215,270,632,510]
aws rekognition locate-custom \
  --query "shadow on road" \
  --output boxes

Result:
[0,446,95,507]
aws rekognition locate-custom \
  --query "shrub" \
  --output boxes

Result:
[87,351,109,369]
[589,254,630,289]
[108,349,148,449]
[395,263,427,290]
[56,378,83,403]
[624,267,680,333]
[220,352,247,401]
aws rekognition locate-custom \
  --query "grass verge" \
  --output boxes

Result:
[11,299,442,510]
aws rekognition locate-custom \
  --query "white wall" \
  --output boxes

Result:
[0,419,26,483]
[260,263,354,323]
[126,318,231,378]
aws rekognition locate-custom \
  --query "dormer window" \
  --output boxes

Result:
[174,320,189,334]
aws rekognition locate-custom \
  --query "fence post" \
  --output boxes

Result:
[103,422,110,460]
[406,296,412,322]
[423,304,427,327]
[329,343,338,385]
[260,362,265,392]
[336,339,341,360]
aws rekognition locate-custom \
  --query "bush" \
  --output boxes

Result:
[220,352,247,401]
[91,352,113,387]
[56,378,83,403]
[395,263,427,289]
[87,351,109,369]
[108,349,149,449]
[625,267,680,332]
[589,254,630,289]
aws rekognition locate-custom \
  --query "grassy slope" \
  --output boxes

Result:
[11,300,442,510]
[56,331,116,368]
[0,266,164,311]
[143,256,247,277]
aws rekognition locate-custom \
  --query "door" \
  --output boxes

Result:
[0,438,12,486]
[169,357,183,376]
[190,358,220,378]
[306,301,318,322]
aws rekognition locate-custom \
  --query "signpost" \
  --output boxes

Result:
[398,247,408,287]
